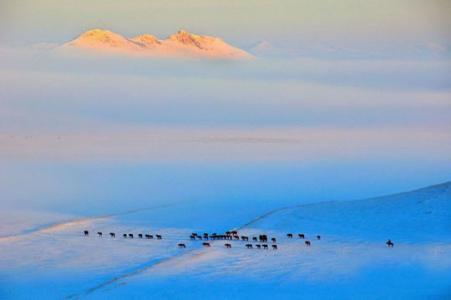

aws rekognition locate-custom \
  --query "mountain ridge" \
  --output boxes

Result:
[61,28,253,60]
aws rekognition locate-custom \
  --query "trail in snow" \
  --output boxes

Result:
[0,203,177,242]
[66,245,206,299]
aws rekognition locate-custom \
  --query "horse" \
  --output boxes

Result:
[298,233,305,239]
[224,243,232,248]
[109,232,115,238]
[83,230,89,236]
[145,234,153,239]
[287,233,293,238]
[386,240,394,248]
[271,237,276,243]
[272,245,278,250]
[97,232,102,237]
[156,234,162,239]
[128,234,134,239]
[138,234,143,239]
[202,242,211,247]
[178,243,186,248]
[316,235,321,240]
[259,235,268,242]
[305,240,311,246]
[245,244,253,249]
[241,236,249,241]
[256,244,261,249]
[234,236,240,240]
[252,237,258,241]
[262,244,268,249]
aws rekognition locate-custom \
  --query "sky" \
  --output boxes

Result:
[0,1,450,214]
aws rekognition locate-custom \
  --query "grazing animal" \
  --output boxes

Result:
[298,234,305,239]
[259,235,268,242]
[178,243,186,248]
[202,242,211,247]
[145,234,153,239]
[123,233,127,238]
[234,236,240,240]
[287,233,293,238]
[84,230,89,236]
[225,243,232,248]
[252,237,258,241]
[231,230,238,235]
[97,232,102,237]
[272,245,278,250]
[110,232,115,238]
[197,236,203,240]
[156,234,162,239]
[256,244,261,249]
[190,235,196,240]
[262,244,268,249]
[386,239,394,248]
[128,234,134,239]
[316,235,321,240]
[203,233,209,239]
[245,244,253,249]
[241,236,249,241]
[138,234,143,239]
[305,240,311,246]
[271,237,276,243]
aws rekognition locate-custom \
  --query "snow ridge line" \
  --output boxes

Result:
[66,246,205,299]
[0,203,177,242]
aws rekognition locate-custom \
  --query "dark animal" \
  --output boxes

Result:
[178,243,186,248]
[202,242,211,247]
[138,234,143,239]
[252,237,258,241]
[231,230,238,235]
[272,245,278,250]
[256,244,261,249]
[128,234,134,239]
[145,234,153,239]
[97,232,102,237]
[234,236,240,240]
[83,230,89,236]
[298,234,305,239]
[316,235,321,240]
[190,234,196,240]
[305,240,311,246]
[262,244,268,249]
[192,233,198,237]
[386,239,394,248]
[241,236,249,241]
[156,234,162,239]
[197,236,203,240]
[123,233,127,238]
[287,233,293,238]
[203,233,209,239]
[110,232,115,238]
[245,244,253,249]
[259,235,268,242]
[225,243,232,248]
[271,237,276,243]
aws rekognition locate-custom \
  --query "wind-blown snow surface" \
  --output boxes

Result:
[1,182,450,299]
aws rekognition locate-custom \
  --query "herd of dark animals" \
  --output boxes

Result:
[83,230,395,249]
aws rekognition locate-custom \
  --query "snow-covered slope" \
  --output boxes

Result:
[243,181,451,242]
[61,29,253,60]
[0,181,450,299]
